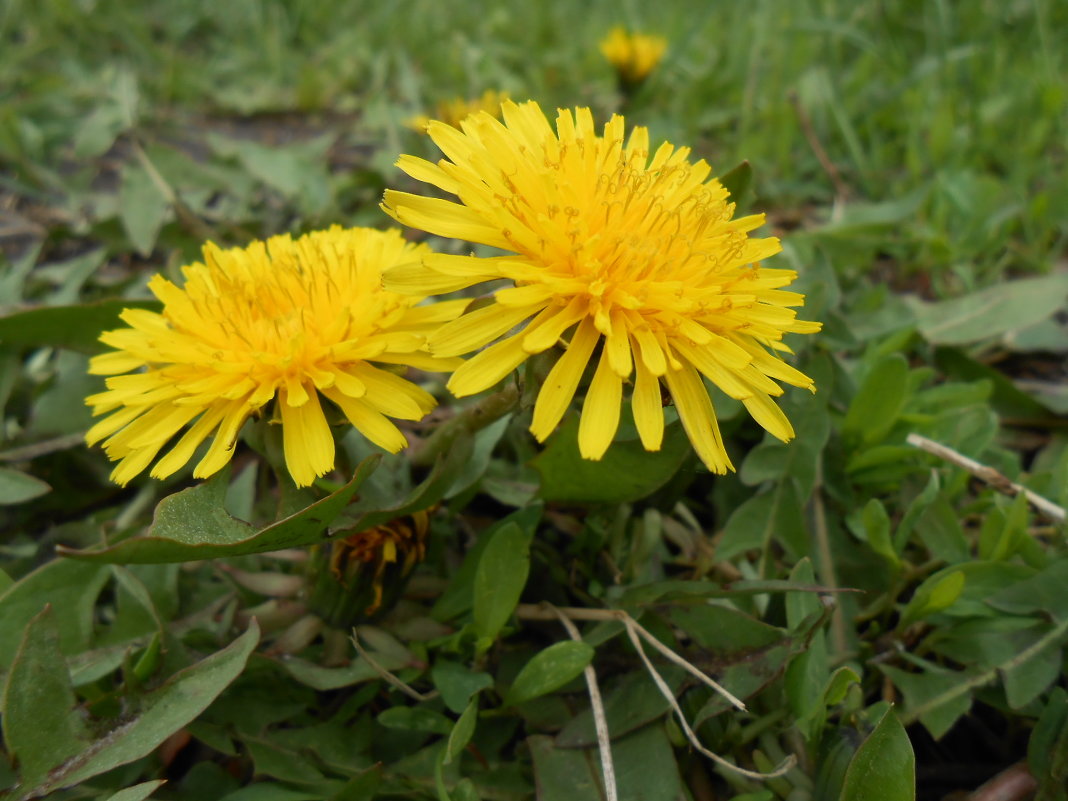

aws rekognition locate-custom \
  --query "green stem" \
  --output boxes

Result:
[410,382,520,467]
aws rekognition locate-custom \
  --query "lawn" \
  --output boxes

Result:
[1,1,1067,800]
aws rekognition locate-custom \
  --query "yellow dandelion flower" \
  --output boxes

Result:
[406,89,510,133]
[599,27,667,85]
[86,227,465,488]
[382,101,822,474]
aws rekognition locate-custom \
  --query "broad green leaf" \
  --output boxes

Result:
[880,665,973,740]
[839,707,915,801]
[717,479,807,561]
[909,274,1068,346]
[860,498,899,565]
[119,162,170,256]
[0,299,162,353]
[431,661,494,714]
[987,558,1068,622]
[58,458,380,563]
[0,558,111,670]
[433,505,542,622]
[530,724,686,801]
[504,641,593,706]
[100,780,167,801]
[0,467,51,505]
[842,353,909,445]
[556,667,685,747]
[532,415,691,503]
[2,607,91,792]
[25,621,260,798]
[473,521,532,641]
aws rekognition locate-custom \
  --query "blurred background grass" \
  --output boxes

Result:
[1,0,1065,298]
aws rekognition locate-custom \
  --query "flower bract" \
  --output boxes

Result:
[86,226,464,488]
[382,100,821,473]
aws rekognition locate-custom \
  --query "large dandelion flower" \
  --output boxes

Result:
[382,101,821,473]
[86,227,464,488]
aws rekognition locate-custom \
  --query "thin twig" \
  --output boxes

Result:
[549,604,617,801]
[350,629,438,702]
[628,616,746,712]
[623,618,796,781]
[907,433,1066,523]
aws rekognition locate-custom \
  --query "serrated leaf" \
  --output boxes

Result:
[473,521,532,641]
[14,621,259,799]
[839,707,915,801]
[58,458,380,563]
[2,606,91,791]
[504,641,593,706]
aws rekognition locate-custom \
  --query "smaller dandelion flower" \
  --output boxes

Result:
[86,227,465,488]
[599,26,667,87]
[382,100,821,474]
[407,89,510,133]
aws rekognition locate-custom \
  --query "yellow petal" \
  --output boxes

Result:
[430,301,540,357]
[326,389,408,453]
[446,334,530,397]
[604,309,633,377]
[662,364,731,473]
[631,356,664,451]
[743,392,795,442]
[522,297,586,353]
[193,400,251,479]
[578,349,622,460]
[530,317,600,442]
[279,390,335,487]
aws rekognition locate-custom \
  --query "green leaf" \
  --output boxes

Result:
[879,665,974,740]
[99,780,167,801]
[899,569,965,628]
[860,498,899,565]
[532,415,691,503]
[556,667,685,747]
[443,697,478,765]
[0,299,162,353]
[58,458,380,563]
[718,160,753,203]
[839,707,915,801]
[119,162,170,256]
[1,606,91,792]
[909,274,1068,346]
[472,521,532,641]
[0,558,111,670]
[0,467,51,505]
[530,723,686,801]
[842,353,910,445]
[717,479,807,561]
[377,706,453,735]
[25,621,260,798]
[431,661,494,714]
[1029,688,1068,798]
[504,641,593,706]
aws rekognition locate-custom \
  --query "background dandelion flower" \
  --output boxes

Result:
[599,26,667,86]
[383,100,821,473]
[406,89,510,133]
[86,226,464,488]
